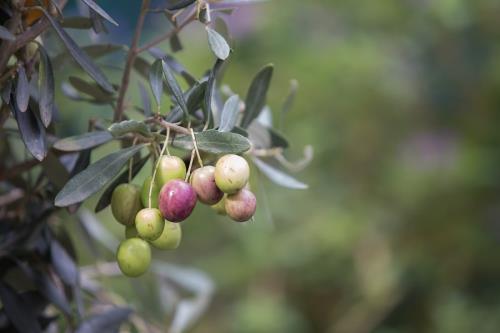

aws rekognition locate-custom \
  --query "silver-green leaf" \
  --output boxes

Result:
[55,144,146,207]
[173,130,250,154]
[162,59,189,118]
[252,157,308,189]
[241,64,274,128]
[219,95,240,132]
[206,27,230,60]
[149,58,163,107]
[38,45,54,127]
[108,120,151,138]
[53,131,113,152]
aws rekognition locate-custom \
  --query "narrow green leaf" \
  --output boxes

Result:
[161,59,189,118]
[252,157,308,189]
[68,76,115,103]
[53,131,113,152]
[0,25,15,41]
[55,144,146,207]
[149,59,163,107]
[204,59,224,128]
[241,64,274,128]
[11,100,47,161]
[166,81,207,122]
[80,0,119,26]
[137,81,152,116]
[38,45,54,128]
[248,122,289,149]
[206,27,230,60]
[173,130,250,154]
[94,154,149,212]
[40,7,114,92]
[15,66,29,113]
[108,120,151,138]
[219,95,240,132]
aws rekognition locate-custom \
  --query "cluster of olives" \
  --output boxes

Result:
[111,154,256,277]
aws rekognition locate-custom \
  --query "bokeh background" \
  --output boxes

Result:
[56,0,500,332]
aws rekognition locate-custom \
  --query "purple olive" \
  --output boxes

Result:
[225,188,256,222]
[190,166,224,205]
[159,180,197,222]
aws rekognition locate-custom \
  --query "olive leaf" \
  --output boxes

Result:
[173,130,250,154]
[16,66,30,113]
[53,131,113,152]
[11,98,47,161]
[40,7,114,92]
[252,157,308,189]
[108,119,151,138]
[75,307,132,333]
[218,95,240,132]
[162,59,189,118]
[149,58,163,107]
[241,64,274,128]
[167,81,208,122]
[55,144,146,207]
[248,121,289,149]
[204,59,224,128]
[68,76,115,103]
[138,81,152,116]
[0,282,42,333]
[37,45,54,128]
[80,0,119,26]
[61,16,93,29]
[206,27,231,60]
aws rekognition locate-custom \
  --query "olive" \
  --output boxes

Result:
[156,156,186,186]
[116,238,151,277]
[190,166,224,205]
[225,188,256,222]
[135,208,165,241]
[159,180,197,222]
[111,184,142,226]
[214,154,250,194]
[150,221,182,250]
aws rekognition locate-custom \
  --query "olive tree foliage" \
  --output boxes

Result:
[0,0,310,331]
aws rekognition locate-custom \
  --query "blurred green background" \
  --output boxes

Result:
[57,0,500,332]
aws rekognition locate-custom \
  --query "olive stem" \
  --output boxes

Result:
[185,149,196,182]
[148,128,170,208]
[190,128,203,167]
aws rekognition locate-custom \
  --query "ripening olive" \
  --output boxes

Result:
[214,154,250,194]
[111,184,142,226]
[150,221,182,250]
[141,175,160,209]
[156,156,186,186]
[190,166,224,205]
[116,238,151,277]
[225,188,256,222]
[135,208,165,241]
[159,180,197,222]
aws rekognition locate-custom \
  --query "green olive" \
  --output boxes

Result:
[135,208,165,241]
[150,221,182,250]
[156,156,186,186]
[111,184,142,226]
[141,175,160,209]
[116,238,151,277]
[214,154,250,194]
[211,195,227,215]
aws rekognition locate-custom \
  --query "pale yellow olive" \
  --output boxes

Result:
[135,208,165,241]
[214,154,250,194]
[156,156,186,186]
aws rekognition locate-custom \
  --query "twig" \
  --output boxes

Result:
[146,117,191,135]
[113,0,151,122]
[135,11,196,54]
